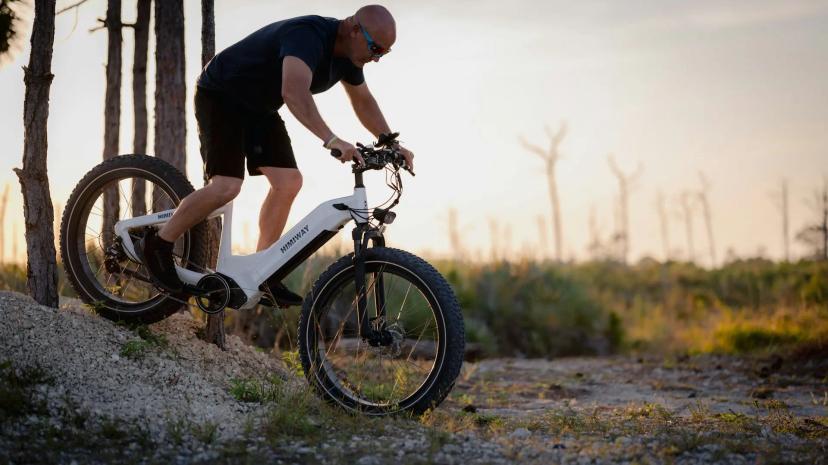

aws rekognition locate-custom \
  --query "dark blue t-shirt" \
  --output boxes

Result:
[197,15,365,114]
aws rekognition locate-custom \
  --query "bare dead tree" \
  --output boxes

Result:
[586,204,605,260]
[782,180,791,262]
[12,222,19,265]
[130,0,150,217]
[769,179,790,262]
[154,0,186,177]
[795,177,828,261]
[607,154,642,264]
[519,122,567,261]
[697,172,717,267]
[679,191,696,263]
[14,0,59,306]
[0,183,9,264]
[656,190,670,262]
[100,0,122,249]
[55,0,90,15]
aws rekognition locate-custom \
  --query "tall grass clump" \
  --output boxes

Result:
[440,260,617,357]
[570,258,828,355]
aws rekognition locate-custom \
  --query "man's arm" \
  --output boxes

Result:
[342,81,392,137]
[281,56,335,143]
[281,56,361,163]
[342,80,415,171]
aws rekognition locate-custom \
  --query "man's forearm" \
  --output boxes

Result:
[283,90,335,143]
[352,94,392,137]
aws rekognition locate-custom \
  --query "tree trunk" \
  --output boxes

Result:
[201,0,214,68]
[781,180,789,262]
[681,192,695,263]
[153,0,185,205]
[821,181,828,261]
[131,0,150,218]
[699,194,716,268]
[546,162,562,262]
[102,0,122,248]
[656,191,670,262]
[13,0,58,307]
[0,184,9,264]
[199,0,225,350]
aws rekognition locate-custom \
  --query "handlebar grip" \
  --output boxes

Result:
[330,149,342,158]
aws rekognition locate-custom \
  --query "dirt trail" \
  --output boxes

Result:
[451,355,827,418]
[1,290,826,464]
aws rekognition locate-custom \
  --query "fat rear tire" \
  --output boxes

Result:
[60,154,208,323]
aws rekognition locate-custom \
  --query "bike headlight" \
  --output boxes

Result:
[373,207,396,224]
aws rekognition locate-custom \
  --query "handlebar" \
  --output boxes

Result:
[329,132,414,176]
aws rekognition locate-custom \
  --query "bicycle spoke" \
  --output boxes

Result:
[117,180,133,217]
[312,261,441,408]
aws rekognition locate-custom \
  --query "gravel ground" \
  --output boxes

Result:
[1,290,826,464]
[0,291,283,440]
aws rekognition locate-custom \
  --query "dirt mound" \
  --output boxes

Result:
[0,291,289,440]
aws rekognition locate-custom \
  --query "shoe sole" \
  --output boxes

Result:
[134,237,185,294]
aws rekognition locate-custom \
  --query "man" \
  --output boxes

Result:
[139,5,414,307]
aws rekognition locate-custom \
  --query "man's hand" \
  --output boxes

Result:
[396,144,415,172]
[330,138,364,166]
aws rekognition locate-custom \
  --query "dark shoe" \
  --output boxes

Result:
[260,277,303,308]
[136,229,184,293]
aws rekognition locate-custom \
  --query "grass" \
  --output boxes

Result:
[0,360,51,419]
[229,376,284,403]
[414,391,828,464]
[118,324,169,360]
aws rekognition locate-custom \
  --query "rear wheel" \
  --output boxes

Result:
[298,247,464,415]
[60,154,208,323]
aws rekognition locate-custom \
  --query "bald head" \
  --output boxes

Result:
[336,4,397,66]
[355,5,396,50]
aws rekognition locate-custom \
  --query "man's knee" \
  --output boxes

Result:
[283,170,303,195]
[207,176,243,203]
[264,168,303,197]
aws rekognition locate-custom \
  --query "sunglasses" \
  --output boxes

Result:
[358,21,390,60]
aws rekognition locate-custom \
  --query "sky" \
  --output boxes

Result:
[1,0,827,265]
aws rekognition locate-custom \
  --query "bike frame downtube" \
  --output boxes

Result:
[113,186,369,310]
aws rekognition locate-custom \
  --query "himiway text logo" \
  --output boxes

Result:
[280,225,310,254]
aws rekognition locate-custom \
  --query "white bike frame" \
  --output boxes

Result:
[112,186,369,310]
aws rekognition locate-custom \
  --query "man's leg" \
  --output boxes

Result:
[256,167,303,306]
[142,175,242,291]
[255,167,303,251]
[159,175,243,242]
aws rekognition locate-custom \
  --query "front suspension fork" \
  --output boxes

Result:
[353,225,386,343]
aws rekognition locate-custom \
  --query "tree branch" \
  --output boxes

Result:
[518,136,548,160]
[56,0,91,16]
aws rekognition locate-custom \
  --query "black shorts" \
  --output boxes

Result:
[194,86,297,181]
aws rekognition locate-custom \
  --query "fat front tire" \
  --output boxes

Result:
[298,247,465,415]
[60,154,208,323]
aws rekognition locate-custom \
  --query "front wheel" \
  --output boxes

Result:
[298,247,465,415]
